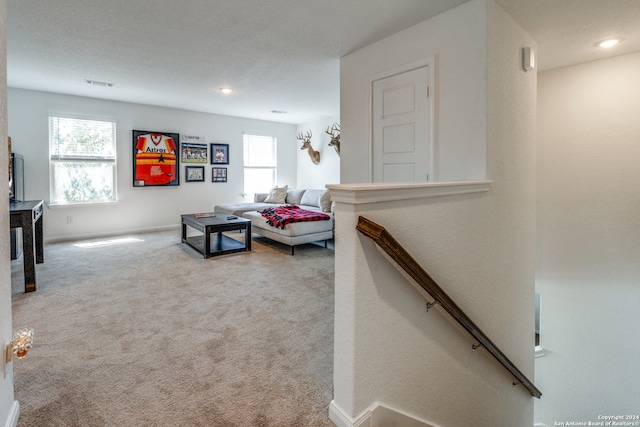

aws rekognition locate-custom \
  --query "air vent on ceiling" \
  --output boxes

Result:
[85,79,114,87]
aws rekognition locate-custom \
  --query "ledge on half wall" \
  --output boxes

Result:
[326,181,492,205]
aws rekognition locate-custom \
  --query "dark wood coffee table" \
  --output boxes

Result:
[181,213,251,258]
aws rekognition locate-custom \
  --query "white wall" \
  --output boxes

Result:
[296,116,340,189]
[332,1,537,425]
[7,88,298,241]
[1,1,19,425]
[535,52,640,425]
[339,0,487,184]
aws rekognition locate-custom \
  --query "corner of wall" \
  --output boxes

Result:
[0,1,17,423]
[329,400,372,427]
[3,401,19,427]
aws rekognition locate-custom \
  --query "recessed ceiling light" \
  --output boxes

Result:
[271,110,287,114]
[86,79,114,87]
[596,38,622,48]
[220,87,233,94]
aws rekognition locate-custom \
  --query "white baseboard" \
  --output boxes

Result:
[46,224,180,244]
[329,400,371,427]
[4,401,19,427]
[329,400,437,427]
[370,405,438,427]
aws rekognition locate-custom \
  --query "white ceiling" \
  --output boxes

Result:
[7,0,640,125]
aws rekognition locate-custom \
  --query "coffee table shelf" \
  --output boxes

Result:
[181,213,251,258]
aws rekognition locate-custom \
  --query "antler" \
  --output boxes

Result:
[326,123,340,136]
[297,130,312,143]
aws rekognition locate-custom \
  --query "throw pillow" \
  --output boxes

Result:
[286,189,306,205]
[264,185,288,204]
[319,189,331,213]
[300,189,323,207]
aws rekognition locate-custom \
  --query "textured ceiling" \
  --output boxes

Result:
[495,0,640,71]
[7,0,640,124]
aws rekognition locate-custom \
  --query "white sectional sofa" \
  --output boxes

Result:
[214,187,333,254]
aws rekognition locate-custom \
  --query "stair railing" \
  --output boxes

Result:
[356,216,542,398]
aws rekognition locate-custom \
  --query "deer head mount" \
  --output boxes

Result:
[297,130,320,164]
[326,123,340,155]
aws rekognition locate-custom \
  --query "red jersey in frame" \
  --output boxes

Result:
[133,130,179,186]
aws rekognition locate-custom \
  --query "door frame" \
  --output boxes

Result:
[369,56,436,182]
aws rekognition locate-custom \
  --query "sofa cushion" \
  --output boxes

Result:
[243,210,334,236]
[300,189,322,207]
[300,188,331,212]
[254,193,268,203]
[286,188,306,205]
[264,185,288,204]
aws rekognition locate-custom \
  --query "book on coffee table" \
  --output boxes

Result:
[194,212,216,218]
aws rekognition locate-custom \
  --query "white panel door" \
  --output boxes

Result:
[372,65,431,182]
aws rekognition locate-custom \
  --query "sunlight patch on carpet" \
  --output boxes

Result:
[74,237,144,248]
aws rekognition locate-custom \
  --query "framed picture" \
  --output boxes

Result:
[210,143,229,164]
[133,130,180,186]
[212,167,227,182]
[185,166,205,182]
[181,142,208,164]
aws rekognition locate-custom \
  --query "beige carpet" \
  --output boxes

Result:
[11,229,335,426]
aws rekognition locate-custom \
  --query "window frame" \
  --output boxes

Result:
[48,115,118,205]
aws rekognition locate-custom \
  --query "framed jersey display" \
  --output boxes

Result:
[133,130,180,186]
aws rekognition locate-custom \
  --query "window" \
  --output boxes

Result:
[243,134,277,196]
[49,116,117,205]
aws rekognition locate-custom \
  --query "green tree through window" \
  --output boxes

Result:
[49,116,117,204]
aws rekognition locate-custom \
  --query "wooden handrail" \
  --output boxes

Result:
[356,216,542,398]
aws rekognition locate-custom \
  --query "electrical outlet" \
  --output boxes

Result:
[67,216,73,224]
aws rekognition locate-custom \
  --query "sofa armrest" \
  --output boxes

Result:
[254,193,268,203]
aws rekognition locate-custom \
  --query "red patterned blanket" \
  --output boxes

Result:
[259,205,331,229]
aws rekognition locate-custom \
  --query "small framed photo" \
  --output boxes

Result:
[212,167,227,182]
[211,143,229,164]
[182,142,208,164]
[185,166,205,182]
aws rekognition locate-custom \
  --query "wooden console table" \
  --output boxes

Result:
[10,200,44,293]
